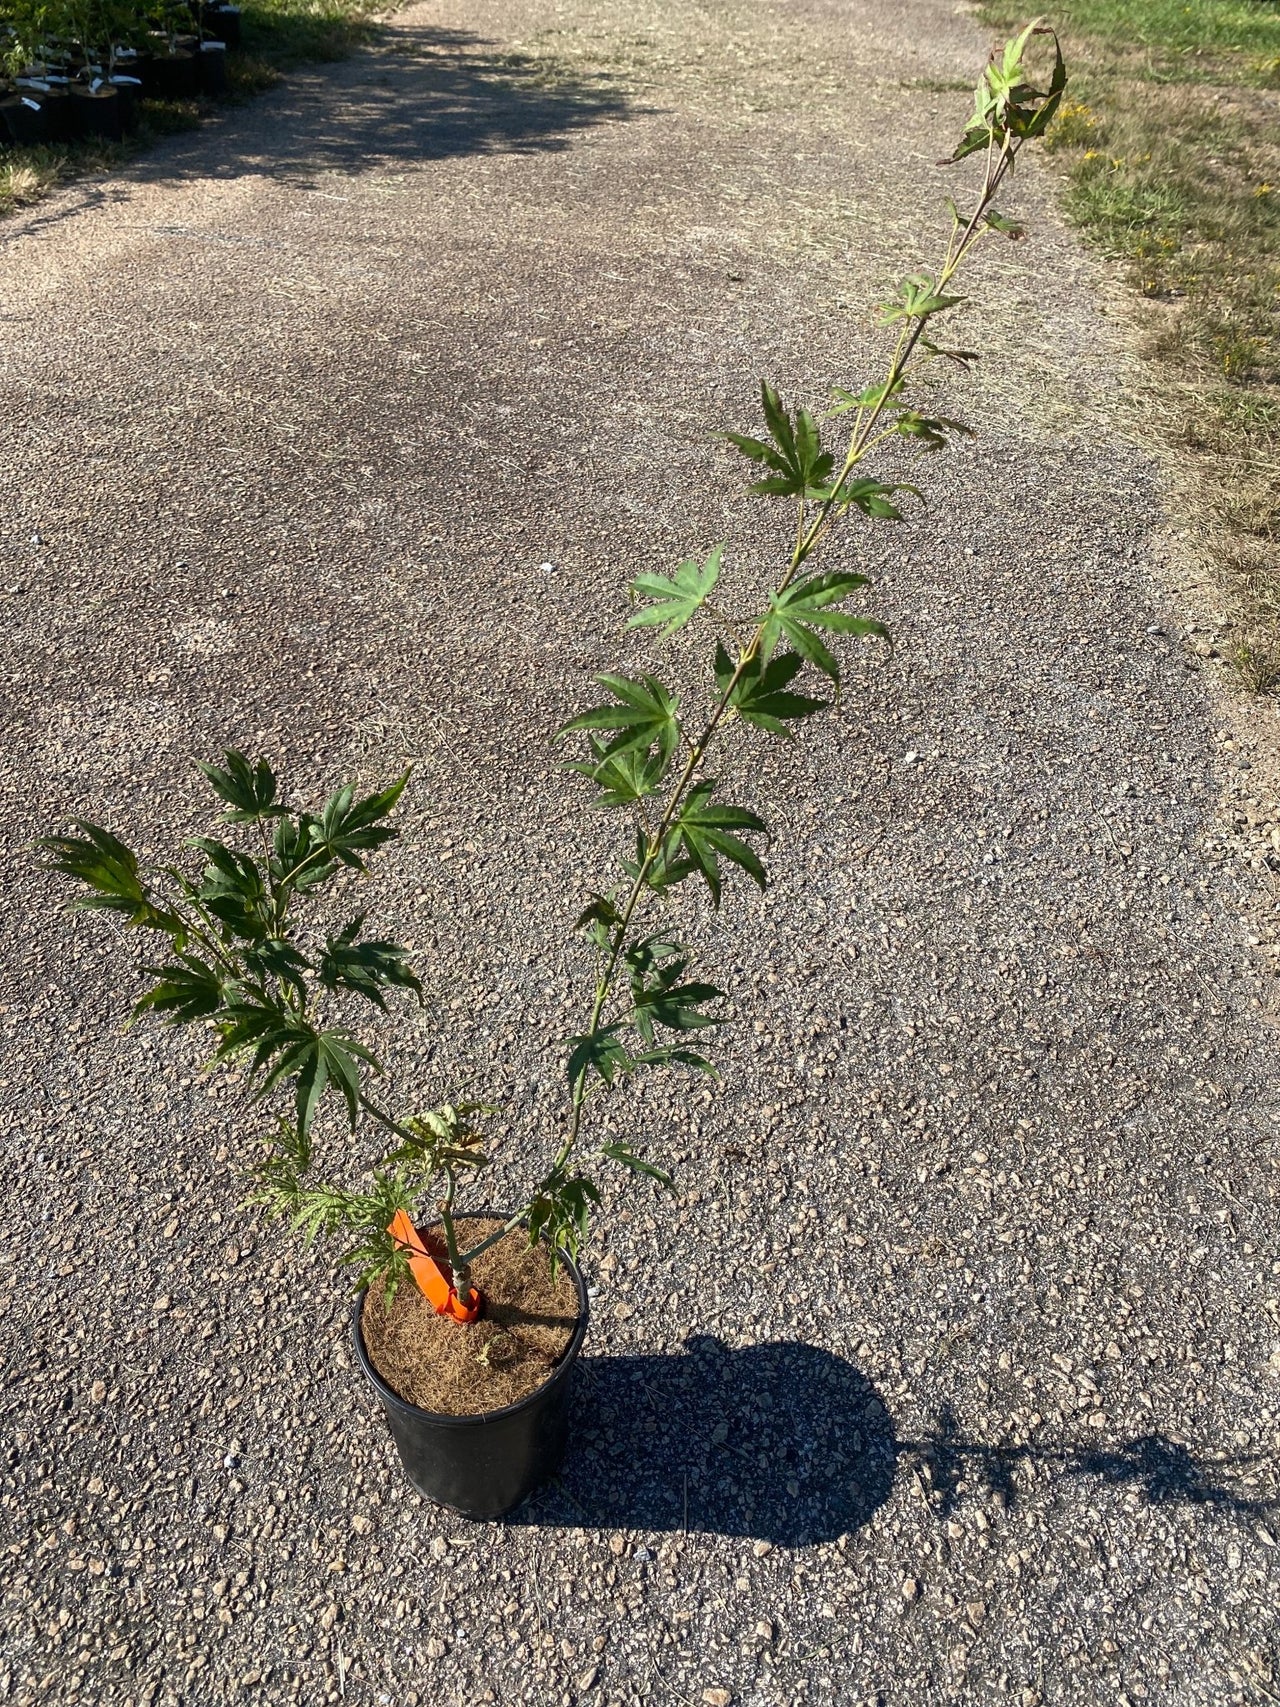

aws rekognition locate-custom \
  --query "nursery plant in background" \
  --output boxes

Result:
[0,0,234,146]
[41,22,1066,1519]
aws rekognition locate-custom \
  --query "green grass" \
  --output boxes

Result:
[981,0,1280,691]
[1037,0,1280,72]
[244,0,384,61]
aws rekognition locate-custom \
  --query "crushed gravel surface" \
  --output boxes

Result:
[2,0,1280,1703]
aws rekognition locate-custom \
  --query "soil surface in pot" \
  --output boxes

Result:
[360,1217,578,1415]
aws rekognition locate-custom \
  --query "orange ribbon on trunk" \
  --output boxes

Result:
[387,1209,480,1324]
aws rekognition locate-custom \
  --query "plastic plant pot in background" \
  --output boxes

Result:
[70,84,125,142]
[198,41,228,97]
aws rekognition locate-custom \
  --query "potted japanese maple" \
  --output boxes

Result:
[41,25,1065,1520]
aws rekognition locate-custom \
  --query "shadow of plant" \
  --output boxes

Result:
[510,1335,898,1546]
[903,1400,1280,1519]
[511,1357,1279,1546]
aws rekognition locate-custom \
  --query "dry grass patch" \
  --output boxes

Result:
[981,0,1280,696]
[0,151,63,213]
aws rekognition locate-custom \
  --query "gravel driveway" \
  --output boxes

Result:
[2,0,1279,1703]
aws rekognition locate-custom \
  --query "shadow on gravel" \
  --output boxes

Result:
[510,1335,897,1546]
[903,1401,1280,1519]
[0,28,633,249]
[140,27,635,189]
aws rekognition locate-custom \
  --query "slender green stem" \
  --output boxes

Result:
[274,841,340,922]
[177,901,244,984]
[455,1208,531,1270]
[440,1170,466,1292]
[547,129,1023,1198]
[358,1090,415,1146]
[800,136,1012,566]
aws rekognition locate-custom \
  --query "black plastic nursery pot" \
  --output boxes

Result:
[70,85,124,142]
[144,48,201,100]
[198,42,228,97]
[42,87,74,142]
[204,5,242,50]
[352,1236,589,1521]
[0,93,50,146]
[109,76,143,133]
[14,84,73,142]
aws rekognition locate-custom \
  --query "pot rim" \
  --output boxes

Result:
[351,1211,590,1430]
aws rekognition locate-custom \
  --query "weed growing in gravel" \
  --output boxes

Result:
[42,23,1067,1314]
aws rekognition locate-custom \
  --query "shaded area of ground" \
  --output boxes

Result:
[1,21,633,244]
[515,1339,897,1544]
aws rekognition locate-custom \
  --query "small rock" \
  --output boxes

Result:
[351,1514,372,1535]
[901,1577,920,1603]
[90,1380,106,1403]
[752,1540,772,1558]
[425,1637,447,1659]
[702,1690,733,1707]
[576,1665,599,1691]
[754,1620,774,1641]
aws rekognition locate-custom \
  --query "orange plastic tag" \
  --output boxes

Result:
[388,1210,480,1323]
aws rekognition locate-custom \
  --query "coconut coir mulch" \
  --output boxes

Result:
[360,1217,579,1415]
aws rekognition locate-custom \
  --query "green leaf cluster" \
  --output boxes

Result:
[949,21,1066,163]
[627,547,722,639]
[41,753,435,1252]
[559,675,681,770]
[527,1166,601,1274]
[759,573,890,686]
[877,272,965,327]
[724,382,835,499]
[715,645,827,739]
[250,1100,494,1299]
